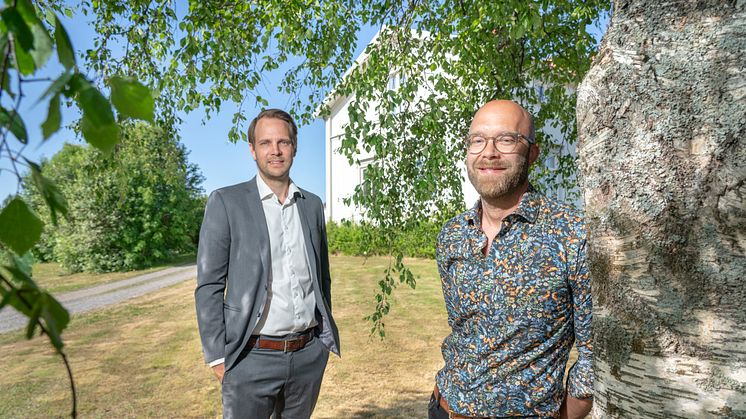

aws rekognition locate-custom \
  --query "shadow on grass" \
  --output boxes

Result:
[336,390,430,419]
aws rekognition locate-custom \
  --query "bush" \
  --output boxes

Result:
[23,123,204,273]
[326,219,443,259]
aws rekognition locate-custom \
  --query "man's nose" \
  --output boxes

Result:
[270,141,282,154]
[481,138,501,158]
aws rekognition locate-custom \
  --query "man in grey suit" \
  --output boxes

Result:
[195,108,340,419]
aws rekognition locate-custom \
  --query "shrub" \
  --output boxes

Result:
[23,123,204,273]
[326,219,443,259]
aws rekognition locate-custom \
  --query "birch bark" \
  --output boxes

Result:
[577,1,746,417]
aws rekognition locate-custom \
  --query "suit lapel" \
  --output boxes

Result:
[295,195,319,281]
[244,178,271,276]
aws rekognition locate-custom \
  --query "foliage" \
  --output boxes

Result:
[80,0,609,336]
[23,123,204,273]
[0,1,155,416]
[327,220,442,259]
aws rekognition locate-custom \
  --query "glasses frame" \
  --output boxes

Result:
[465,132,532,154]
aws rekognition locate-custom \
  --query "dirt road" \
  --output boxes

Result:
[0,265,197,334]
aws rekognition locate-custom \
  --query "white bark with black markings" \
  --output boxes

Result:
[577,1,745,417]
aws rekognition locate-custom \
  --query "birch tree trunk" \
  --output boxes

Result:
[576,1,746,417]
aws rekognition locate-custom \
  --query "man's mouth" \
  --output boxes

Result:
[477,166,507,173]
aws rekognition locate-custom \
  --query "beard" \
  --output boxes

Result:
[466,152,529,200]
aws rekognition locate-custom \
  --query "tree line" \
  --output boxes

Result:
[20,122,204,273]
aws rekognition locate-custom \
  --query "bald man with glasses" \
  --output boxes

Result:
[429,100,593,419]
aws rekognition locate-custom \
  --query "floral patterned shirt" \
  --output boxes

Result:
[435,186,593,417]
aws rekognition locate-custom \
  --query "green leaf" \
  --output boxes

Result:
[80,114,121,154]
[76,79,121,153]
[109,76,154,122]
[13,39,35,74]
[0,107,28,143]
[41,94,61,139]
[0,197,43,255]
[1,256,35,289]
[26,295,41,338]
[0,287,18,311]
[0,287,32,316]
[37,71,73,104]
[1,8,33,51]
[27,159,68,225]
[54,15,75,70]
[16,0,53,68]
[38,292,69,350]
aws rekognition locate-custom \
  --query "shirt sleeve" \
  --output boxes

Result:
[566,232,593,399]
[208,358,225,367]
[435,223,458,326]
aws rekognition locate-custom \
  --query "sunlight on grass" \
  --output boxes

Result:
[0,255,579,418]
[0,255,445,418]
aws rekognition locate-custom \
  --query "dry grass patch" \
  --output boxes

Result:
[0,255,578,419]
[314,256,447,418]
[0,255,445,418]
[0,279,221,419]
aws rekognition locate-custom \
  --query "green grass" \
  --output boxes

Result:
[30,253,196,294]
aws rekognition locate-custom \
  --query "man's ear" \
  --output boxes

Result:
[249,142,257,161]
[528,144,540,166]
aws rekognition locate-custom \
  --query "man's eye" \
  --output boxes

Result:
[280,140,292,147]
[471,137,486,145]
[497,137,518,145]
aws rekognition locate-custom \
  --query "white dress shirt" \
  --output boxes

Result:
[251,175,318,336]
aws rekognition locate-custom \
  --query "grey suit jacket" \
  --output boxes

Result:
[195,177,340,371]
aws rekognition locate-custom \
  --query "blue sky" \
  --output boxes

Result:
[1,10,608,204]
[0,11,379,203]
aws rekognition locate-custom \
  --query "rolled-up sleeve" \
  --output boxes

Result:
[567,235,593,399]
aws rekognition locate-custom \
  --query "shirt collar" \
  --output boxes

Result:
[465,183,542,226]
[256,175,304,203]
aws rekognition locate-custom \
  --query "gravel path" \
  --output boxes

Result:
[0,264,197,334]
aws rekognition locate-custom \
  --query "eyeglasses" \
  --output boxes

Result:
[465,133,531,154]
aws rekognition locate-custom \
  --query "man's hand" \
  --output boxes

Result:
[212,363,225,383]
[559,392,592,419]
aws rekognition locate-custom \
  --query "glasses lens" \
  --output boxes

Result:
[494,135,520,153]
[468,136,485,153]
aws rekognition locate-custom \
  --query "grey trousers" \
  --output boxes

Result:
[221,336,329,419]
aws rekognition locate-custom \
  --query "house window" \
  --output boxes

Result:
[388,73,399,91]
[536,84,545,101]
[359,158,375,198]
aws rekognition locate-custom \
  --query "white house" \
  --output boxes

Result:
[319,31,578,223]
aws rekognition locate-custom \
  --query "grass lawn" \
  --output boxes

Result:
[31,253,196,294]
[0,255,579,418]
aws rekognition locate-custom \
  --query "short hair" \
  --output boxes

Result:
[247,109,298,150]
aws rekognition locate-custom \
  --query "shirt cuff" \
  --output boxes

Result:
[567,359,594,399]
[208,358,225,367]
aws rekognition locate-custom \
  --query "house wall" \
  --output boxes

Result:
[325,95,376,222]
